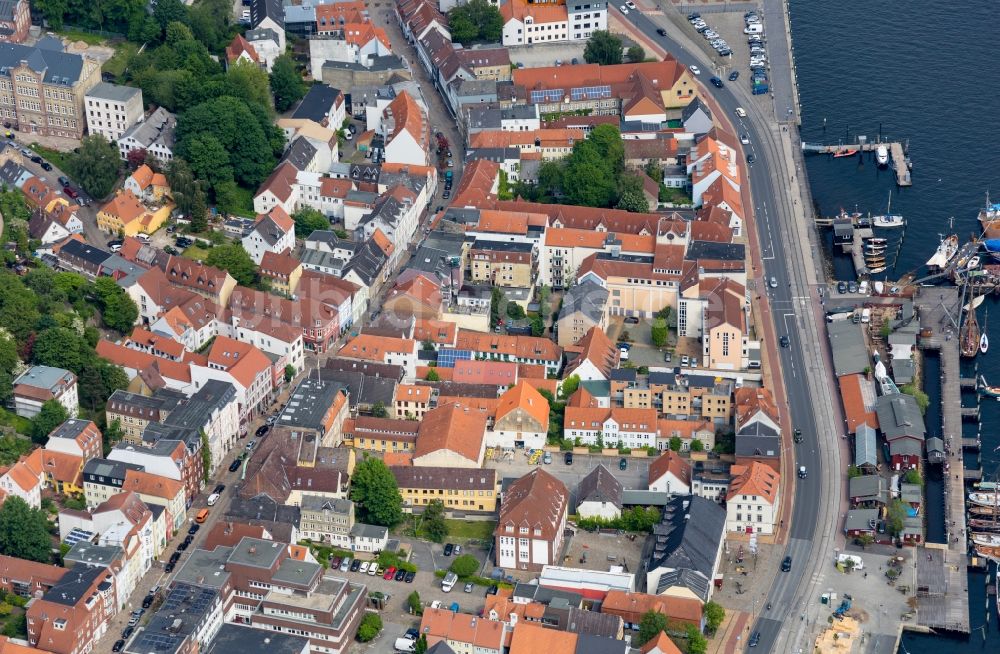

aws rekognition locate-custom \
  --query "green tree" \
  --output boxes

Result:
[201,430,211,481]
[669,436,682,452]
[450,554,479,578]
[426,368,440,382]
[293,207,330,238]
[703,601,725,635]
[0,189,30,223]
[93,277,139,333]
[904,469,923,485]
[206,244,257,287]
[422,500,448,543]
[0,335,19,404]
[584,30,623,66]
[506,302,526,320]
[65,135,121,199]
[271,54,307,112]
[0,497,52,563]
[166,158,208,231]
[153,0,188,33]
[356,612,382,642]
[627,45,646,62]
[886,499,907,537]
[32,327,89,372]
[637,610,668,646]
[350,457,404,527]
[686,625,707,654]
[616,188,649,213]
[407,591,423,616]
[414,634,428,654]
[105,419,125,450]
[489,287,502,327]
[185,133,234,189]
[650,318,668,347]
[225,59,273,112]
[530,313,544,337]
[212,180,244,216]
[690,438,704,452]
[371,401,388,418]
[0,275,39,341]
[447,0,503,44]
[188,0,235,52]
[30,400,67,444]
[899,383,929,414]
[847,464,861,478]
[284,365,296,383]
[559,374,581,400]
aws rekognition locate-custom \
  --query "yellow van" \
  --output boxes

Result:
[195,508,209,524]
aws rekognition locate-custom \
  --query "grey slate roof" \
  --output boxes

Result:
[560,281,609,325]
[278,378,347,430]
[119,106,176,149]
[292,83,342,123]
[576,464,623,510]
[300,248,349,272]
[344,239,388,285]
[848,474,886,503]
[875,393,925,441]
[684,240,745,262]
[351,522,388,540]
[648,495,725,600]
[681,97,712,122]
[280,135,318,171]
[321,370,397,409]
[735,434,780,457]
[86,82,141,103]
[845,508,879,532]
[0,42,84,85]
[251,0,284,28]
[206,624,311,654]
[827,320,869,376]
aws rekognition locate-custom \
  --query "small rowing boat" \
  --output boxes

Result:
[833,148,858,158]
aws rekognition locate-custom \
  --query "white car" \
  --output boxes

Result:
[735,107,747,118]
[619,347,630,361]
[740,134,750,145]
[688,64,701,75]
[619,5,628,14]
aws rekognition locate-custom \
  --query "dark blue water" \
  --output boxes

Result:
[789,0,1000,649]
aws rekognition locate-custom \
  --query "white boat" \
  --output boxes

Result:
[872,191,904,228]
[926,234,959,269]
[969,492,1000,507]
[982,332,989,354]
[876,144,889,166]
[972,533,1000,547]
[868,266,887,274]
[977,482,999,491]
[969,256,981,269]
[964,295,985,312]
[873,281,884,294]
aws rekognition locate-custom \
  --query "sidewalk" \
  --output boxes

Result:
[710,610,750,654]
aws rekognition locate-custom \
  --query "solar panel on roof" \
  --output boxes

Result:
[436,348,473,368]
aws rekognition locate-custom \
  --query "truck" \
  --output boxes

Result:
[836,554,864,571]
[751,83,770,95]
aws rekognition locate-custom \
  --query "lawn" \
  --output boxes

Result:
[28,144,72,176]
[0,408,31,437]
[183,245,210,261]
[56,28,107,46]
[227,186,256,218]
[103,42,138,79]
[444,520,496,542]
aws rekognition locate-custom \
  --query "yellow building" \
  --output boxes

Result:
[469,241,534,288]
[661,388,692,415]
[390,465,498,515]
[106,390,168,445]
[259,250,303,296]
[35,450,84,497]
[623,388,653,409]
[703,290,748,371]
[97,189,171,236]
[394,384,434,420]
[344,416,420,453]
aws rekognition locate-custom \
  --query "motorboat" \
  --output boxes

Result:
[982,332,990,354]
[963,295,984,312]
[833,149,858,158]
[867,266,887,274]
[876,144,889,166]
[978,192,1000,238]
[970,519,1000,532]
[872,190,904,228]
[864,237,887,245]
[976,481,999,491]
[969,256,981,269]
[926,234,959,270]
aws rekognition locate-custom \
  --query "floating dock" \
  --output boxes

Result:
[802,139,912,186]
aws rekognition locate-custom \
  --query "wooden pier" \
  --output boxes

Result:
[914,287,970,634]
[961,406,980,420]
[959,377,977,390]
[961,437,981,450]
[964,468,983,482]
[801,139,912,186]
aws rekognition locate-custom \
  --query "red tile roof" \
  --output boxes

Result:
[415,404,488,464]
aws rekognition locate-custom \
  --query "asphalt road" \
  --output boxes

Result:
[623,5,843,652]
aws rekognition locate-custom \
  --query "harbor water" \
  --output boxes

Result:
[789,0,1000,649]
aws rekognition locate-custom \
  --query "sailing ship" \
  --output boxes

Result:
[876,144,889,166]
[972,533,1000,547]
[926,234,959,270]
[979,375,1000,399]
[872,191,905,228]
[974,543,1000,561]
[968,492,1000,507]
[960,299,981,358]
[978,191,1000,239]
[970,518,1000,532]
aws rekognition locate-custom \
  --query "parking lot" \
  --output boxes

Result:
[486,451,653,506]
[508,42,586,68]
[562,528,646,579]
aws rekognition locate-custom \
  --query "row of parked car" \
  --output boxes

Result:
[688,12,733,56]
[335,554,417,582]
[743,11,770,94]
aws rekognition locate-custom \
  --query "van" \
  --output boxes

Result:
[195,508,209,523]
[393,637,417,652]
[859,280,869,295]
[861,308,871,323]
[836,553,864,570]
[206,493,220,506]
[442,571,458,592]
[744,24,763,34]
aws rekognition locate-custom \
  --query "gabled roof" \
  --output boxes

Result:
[495,381,549,428]
[454,330,563,362]
[726,462,779,503]
[226,34,260,64]
[576,463,623,509]
[255,161,298,203]
[497,468,568,543]
[648,451,691,488]
[564,326,618,379]
[415,404,488,464]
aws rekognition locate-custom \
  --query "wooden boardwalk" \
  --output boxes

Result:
[801,140,912,186]
[914,287,970,634]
